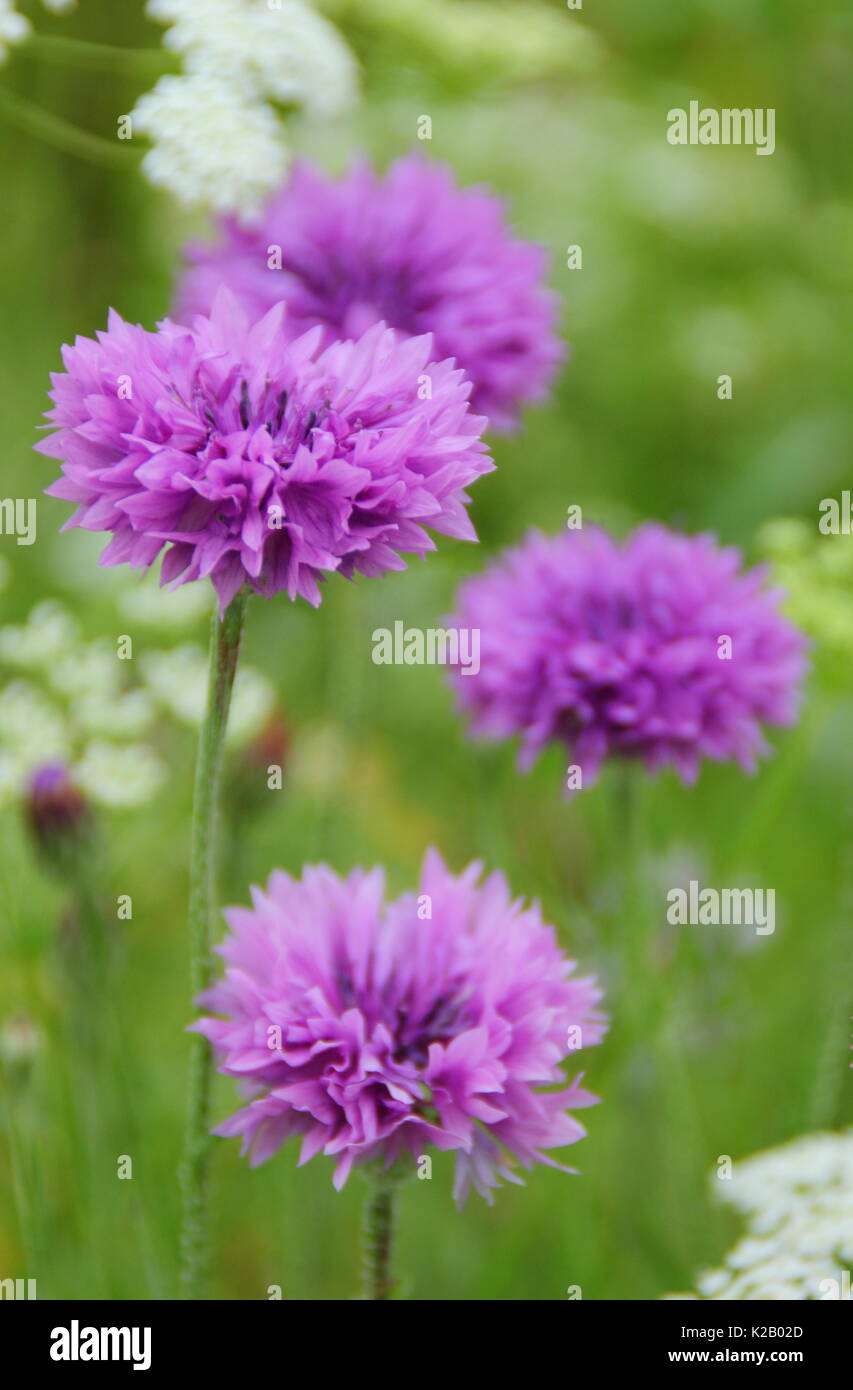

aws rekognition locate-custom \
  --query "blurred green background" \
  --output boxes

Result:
[1,0,852,1300]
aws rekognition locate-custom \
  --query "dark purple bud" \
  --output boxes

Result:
[25,762,91,872]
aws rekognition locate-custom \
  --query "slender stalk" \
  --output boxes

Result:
[24,35,178,75]
[615,763,653,1016]
[0,84,139,171]
[612,764,705,1148]
[362,1178,397,1300]
[0,1064,38,1274]
[808,795,853,1129]
[179,592,248,1301]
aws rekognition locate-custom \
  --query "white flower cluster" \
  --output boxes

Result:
[0,0,31,64]
[0,599,275,809]
[328,0,600,83]
[670,1131,853,1300]
[0,0,76,65]
[0,601,163,809]
[115,570,212,632]
[140,643,274,747]
[135,0,358,216]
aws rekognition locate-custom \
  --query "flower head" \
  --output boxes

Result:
[0,0,30,63]
[448,524,808,786]
[139,643,274,745]
[346,0,600,88]
[0,598,275,809]
[194,850,605,1202]
[136,0,358,216]
[178,155,562,429]
[0,0,79,66]
[0,601,165,811]
[37,292,492,613]
[669,1130,853,1300]
[148,0,357,119]
[25,762,91,873]
[132,73,290,218]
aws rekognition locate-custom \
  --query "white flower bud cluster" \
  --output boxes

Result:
[0,0,77,65]
[139,643,274,747]
[0,601,163,809]
[0,598,275,808]
[669,1130,853,1300]
[135,0,358,216]
[0,0,32,64]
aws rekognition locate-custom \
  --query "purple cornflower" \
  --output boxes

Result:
[177,155,563,431]
[37,292,492,613]
[193,850,605,1203]
[448,525,808,786]
[25,762,90,872]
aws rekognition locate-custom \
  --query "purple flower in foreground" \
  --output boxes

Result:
[193,850,605,1203]
[178,155,563,431]
[448,525,808,786]
[37,292,492,612]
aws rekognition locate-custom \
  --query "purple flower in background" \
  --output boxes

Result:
[178,155,563,431]
[193,850,605,1203]
[26,762,91,873]
[37,292,492,613]
[448,525,808,786]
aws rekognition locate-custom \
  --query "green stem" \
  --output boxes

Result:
[613,765,706,1169]
[362,1178,396,1300]
[24,34,178,75]
[615,764,653,1008]
[0,84,139,170]
[0,1066,37,1272]
[731,695,827,866]
[179,592,248,1301]
[808,795,853,1129]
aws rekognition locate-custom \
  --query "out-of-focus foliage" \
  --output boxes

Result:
[319,0,601,93]
[760,519,853,687]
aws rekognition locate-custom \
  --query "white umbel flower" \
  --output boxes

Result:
[0,681,70,776]
[0,1,30,66]
[669,1130,853,1301]
[0,0,79,64]
[153,0,356,112]
[117,573,212,631]
[133,71,289,217]
[137,0,357,215]
[71,689,156,740]
[238,2,357,118]
[75,740,165,808]
[0,600,80,669]
[0,601,158,809]
[140,643,274,746]
[0,597,276,809]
